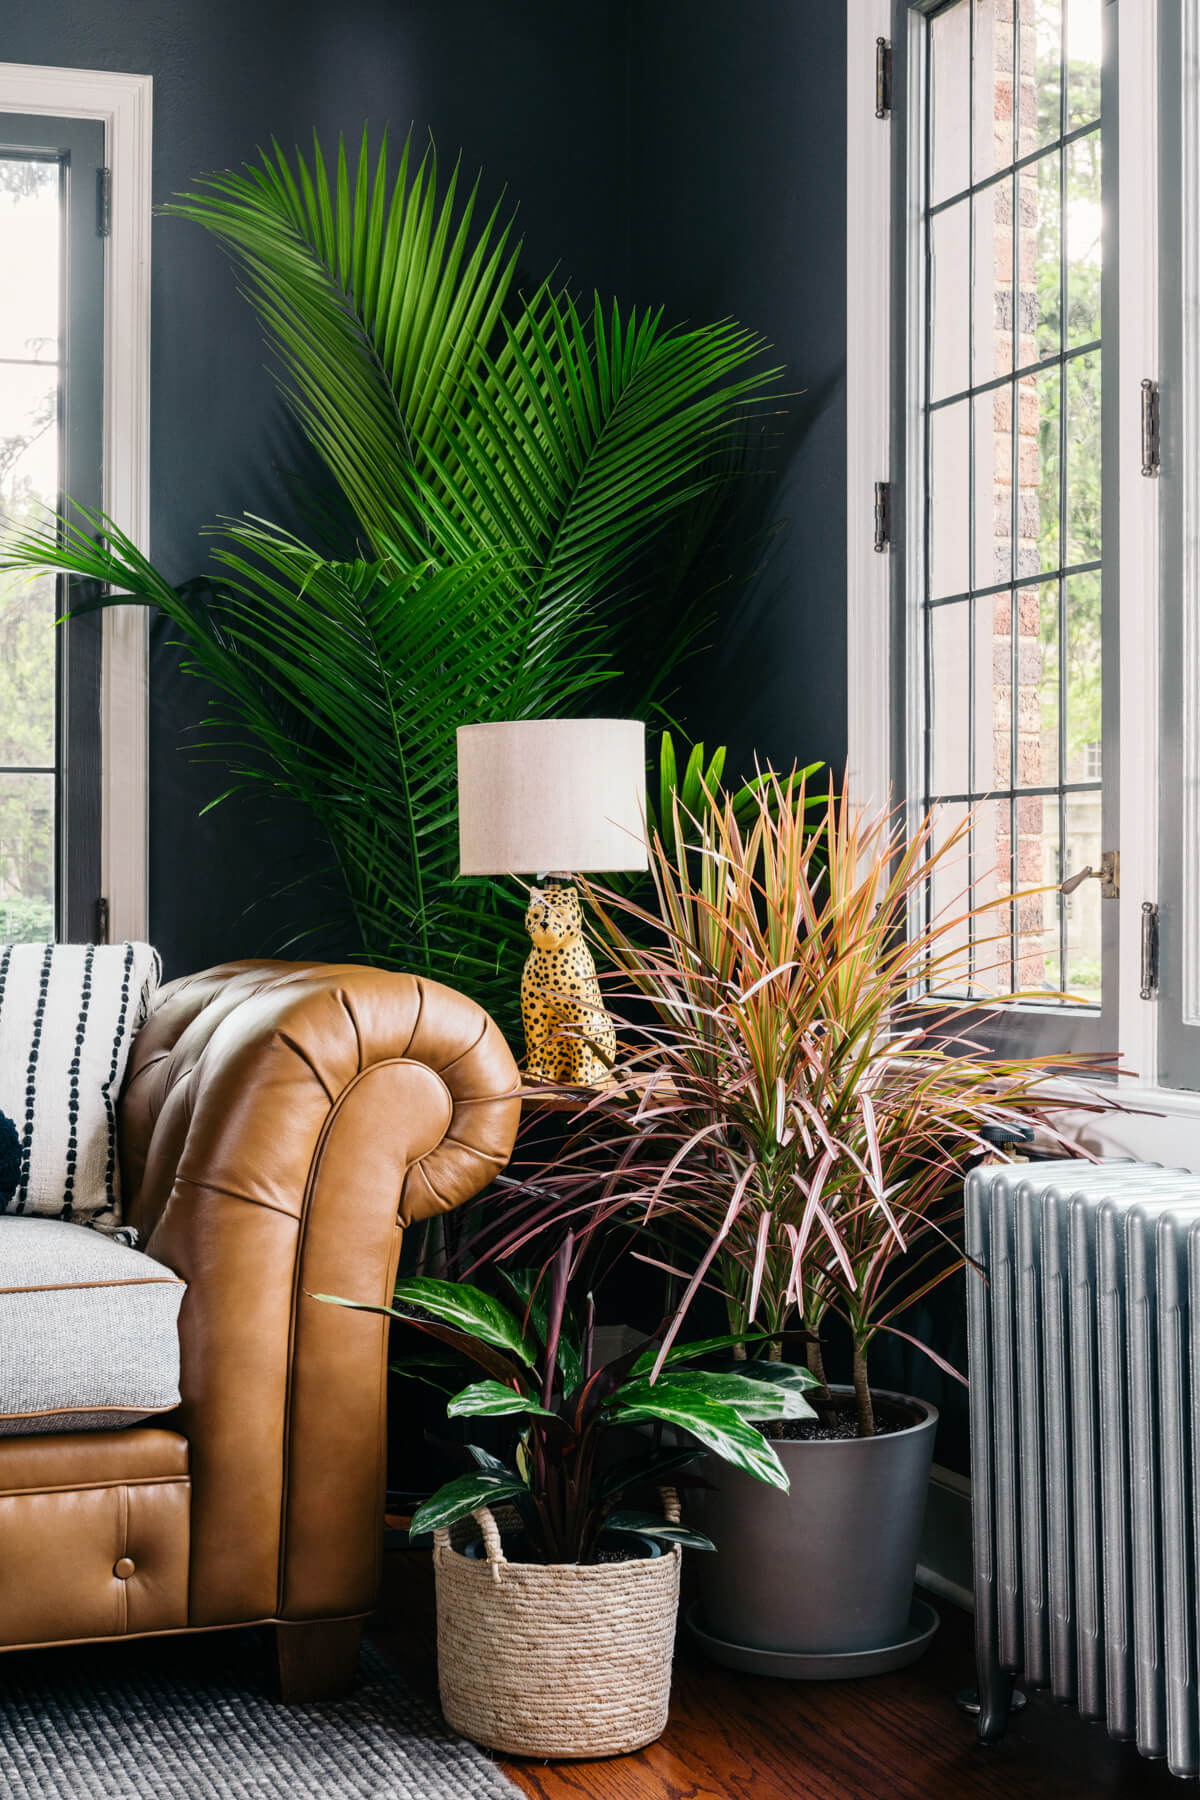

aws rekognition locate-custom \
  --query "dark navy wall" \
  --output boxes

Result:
[6,2,848,972]
[626,0,849,783]
[5,0,632,976]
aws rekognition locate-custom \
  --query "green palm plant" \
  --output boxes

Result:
[0,128,779,1030]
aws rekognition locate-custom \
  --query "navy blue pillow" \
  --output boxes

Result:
[0,1109,19,1209]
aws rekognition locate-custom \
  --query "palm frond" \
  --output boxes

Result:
[0,126,784,1040]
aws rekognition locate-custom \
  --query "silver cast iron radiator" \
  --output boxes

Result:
[967,1160,1200,1776]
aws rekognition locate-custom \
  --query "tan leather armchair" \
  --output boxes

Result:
[0,961,520,1697]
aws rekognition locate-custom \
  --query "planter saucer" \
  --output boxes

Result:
[685,1596,940,1681]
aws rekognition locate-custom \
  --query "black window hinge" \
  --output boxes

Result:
[874,480,891,553]
[1140,901,1160,1000]
[94,896,110,945]
[97,167,112,238]
[875,38,893,118]
[1141,377,1160,477]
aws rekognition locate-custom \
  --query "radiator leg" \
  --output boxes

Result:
[978,1669,1024,1743]
[958,1586,1027,1742]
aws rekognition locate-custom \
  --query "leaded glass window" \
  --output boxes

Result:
[917,0,1110,1015]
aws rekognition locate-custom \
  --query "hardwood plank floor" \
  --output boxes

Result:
[373,1547,1183,1799]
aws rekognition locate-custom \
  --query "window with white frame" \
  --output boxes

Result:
[0,67,151,948]
[914,0,1114,1051]
[0,112,106,943]
[846,0,1189,1101]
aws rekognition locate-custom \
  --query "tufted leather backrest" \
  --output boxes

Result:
[117,962,520,1627]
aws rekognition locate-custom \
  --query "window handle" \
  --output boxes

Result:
[1059,850,1120,899]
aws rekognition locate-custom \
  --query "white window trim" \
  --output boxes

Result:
[1180,0,1200,1033]
[0,62,151,944]
[1114,0,1161,1099]
[846,2,1185,1148]
[846,0,895,820]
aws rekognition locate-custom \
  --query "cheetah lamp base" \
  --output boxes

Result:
[520,879,617,1088]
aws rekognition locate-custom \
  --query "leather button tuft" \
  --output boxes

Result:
[114,1557,136,1580]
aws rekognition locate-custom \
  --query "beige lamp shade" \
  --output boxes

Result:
[457,719,649,876]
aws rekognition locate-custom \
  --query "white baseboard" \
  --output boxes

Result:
[916,1463,974,1613]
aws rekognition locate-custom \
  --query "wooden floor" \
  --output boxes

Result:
[373,1547,1186,1800]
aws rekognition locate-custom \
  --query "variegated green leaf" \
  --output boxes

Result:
[392,1277,534,1366]
[409,1469,528,1538]
[446,1379,555,1420]
[611,1388,789,1491]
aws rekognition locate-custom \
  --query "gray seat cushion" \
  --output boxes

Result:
[0,1220,185,1435]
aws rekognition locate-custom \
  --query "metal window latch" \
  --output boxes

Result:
[875,38,893,119]
[1140,901,1160,1000]
[94,896,110,944]
[1060,849,1119,899]
[873,480,891,553]
[1141,378,1160,477]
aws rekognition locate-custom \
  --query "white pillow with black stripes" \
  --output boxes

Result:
[0,942,161,1226]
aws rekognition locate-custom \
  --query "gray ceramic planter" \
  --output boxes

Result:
[688,1386,938,1659]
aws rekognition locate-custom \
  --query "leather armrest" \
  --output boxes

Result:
[117,961,520,1627]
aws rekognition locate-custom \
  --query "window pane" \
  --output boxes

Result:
[0,159,58,362]
[931,1,971,206]
[931,201,970,401]
[0,574,56,768]
[971,797,1014,995]
[930,400,970,598]
[974,389,1011,590]
[1066,0,1103,132]
[929,800,972,993]
[1030,150,1062,362]
[0,355,60,778]
[0,772,54,941]
[973,183,1014,383]
[975,590,1006,789]
[1034,579,1061,783]
[929,601,971,796]
[1064,569,1102,779]
[0,364,59,509]
[1024,0,1063,156]
[1065,350,1101,564]
[1066,131,1102,348]
[973,0,1015,181]
[1063,793,1103,1003]
[1012,581,1058,787]
[1030,364,1060,574]
[1014,791,1058,991]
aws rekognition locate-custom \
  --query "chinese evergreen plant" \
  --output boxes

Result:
[317,1233,817,1563]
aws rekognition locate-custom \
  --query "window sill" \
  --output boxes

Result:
[1044,1076,1200,1169]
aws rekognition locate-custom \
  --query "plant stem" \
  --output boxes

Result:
[806,1337,832,1402]
[852,1344,875,1438]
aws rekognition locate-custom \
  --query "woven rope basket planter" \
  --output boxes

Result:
[433,1494,682,1758]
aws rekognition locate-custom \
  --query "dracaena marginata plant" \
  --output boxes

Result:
[477,773,1113,1437]
[315,1234,817,1564]
[0,127,780,1037]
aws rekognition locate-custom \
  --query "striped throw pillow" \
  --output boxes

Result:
[0,943,161,1224]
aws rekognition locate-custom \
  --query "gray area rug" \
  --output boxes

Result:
[0,1630,523,1799]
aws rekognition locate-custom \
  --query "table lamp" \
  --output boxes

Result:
[457,719,648,1086]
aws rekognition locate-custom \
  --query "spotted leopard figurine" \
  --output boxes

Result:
[521,883,617,1086]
